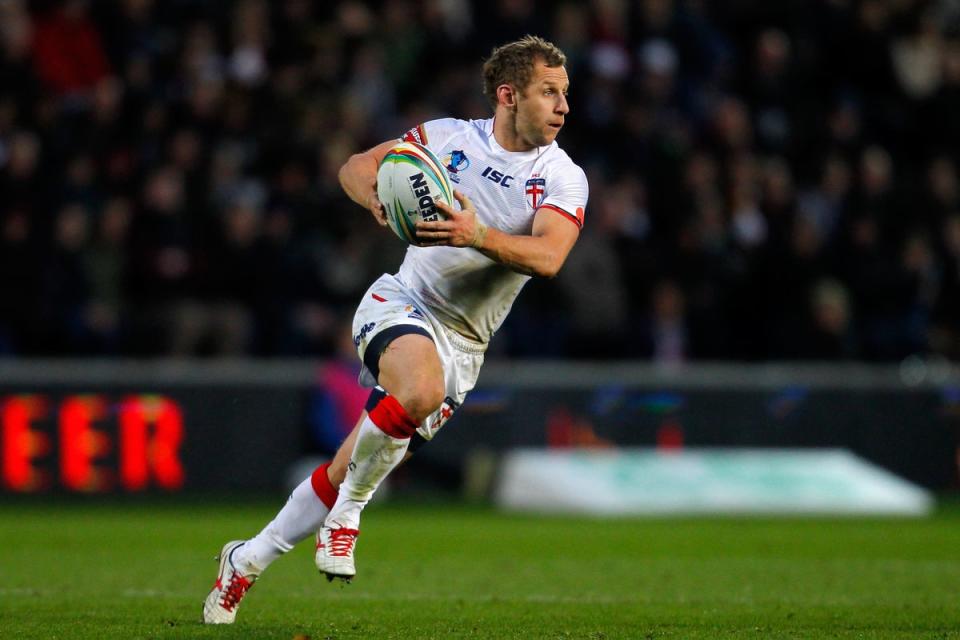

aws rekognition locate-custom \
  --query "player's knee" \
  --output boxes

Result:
[399,380,445,424]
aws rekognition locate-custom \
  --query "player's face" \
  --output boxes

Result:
[515,62,569,149]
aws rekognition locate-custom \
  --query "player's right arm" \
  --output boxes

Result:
[338,140,399,226]
[426,191,580,278]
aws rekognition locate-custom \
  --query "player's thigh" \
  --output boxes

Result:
[377,332,445,420]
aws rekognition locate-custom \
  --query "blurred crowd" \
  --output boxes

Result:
[1,0,959,361]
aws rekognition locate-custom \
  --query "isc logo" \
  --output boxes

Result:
[481,166,513,187]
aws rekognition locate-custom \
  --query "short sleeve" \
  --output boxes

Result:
[400,118,461,155]
[539,164,588,229]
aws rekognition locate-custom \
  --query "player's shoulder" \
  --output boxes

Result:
[405,117,488,147]
[429,117,489,138]
[541,144,587,184]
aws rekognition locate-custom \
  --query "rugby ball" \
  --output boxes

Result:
[376,141,454,245]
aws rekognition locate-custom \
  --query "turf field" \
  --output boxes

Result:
[1,499,959,639]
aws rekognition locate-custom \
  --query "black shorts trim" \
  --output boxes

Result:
[363,324,433,382]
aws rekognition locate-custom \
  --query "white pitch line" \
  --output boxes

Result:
[0,588,53,596]
[103,589,642,604]
[0,587,641,604]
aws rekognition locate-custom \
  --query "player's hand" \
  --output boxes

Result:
[416,190,488,248]
[367,191,387,226]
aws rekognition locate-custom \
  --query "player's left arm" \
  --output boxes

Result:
[418,190,581,278]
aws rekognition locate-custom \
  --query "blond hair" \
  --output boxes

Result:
[481,35,566,109]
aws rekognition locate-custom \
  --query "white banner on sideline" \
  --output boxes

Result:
[495,448,933,516]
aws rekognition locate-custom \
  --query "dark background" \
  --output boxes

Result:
[2,1,959,498]
[2,0,959,362]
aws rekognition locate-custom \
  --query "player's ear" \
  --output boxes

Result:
[497,84,517,110]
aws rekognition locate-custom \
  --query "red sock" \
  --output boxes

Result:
[310,462,338,509]
[368,395,418,439]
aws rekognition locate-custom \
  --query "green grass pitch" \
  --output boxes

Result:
[2,499,960,639]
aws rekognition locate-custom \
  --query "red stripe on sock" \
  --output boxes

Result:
[310,462,338,509]
[368,395,418,439]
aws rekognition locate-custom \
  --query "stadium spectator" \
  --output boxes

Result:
[31,0,111,99]
[803,277,858,359]
[83,196,131,354]
[0,0,958,363]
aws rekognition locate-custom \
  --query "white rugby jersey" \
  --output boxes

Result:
[395,117,588,344]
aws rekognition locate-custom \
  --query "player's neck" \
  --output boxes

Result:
[492,110,536,153]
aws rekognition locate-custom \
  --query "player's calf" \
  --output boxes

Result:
[317,391,421,582]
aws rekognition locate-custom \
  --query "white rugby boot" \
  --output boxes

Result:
[315,524,360,582]
[202,540,259,624]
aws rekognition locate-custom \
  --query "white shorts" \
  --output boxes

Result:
[352,273,486,441]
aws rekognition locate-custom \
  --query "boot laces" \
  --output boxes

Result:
[217,572,253,612]
[328,528,359,557]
